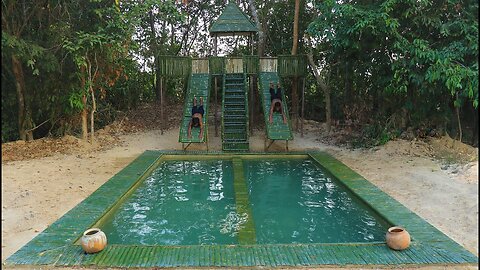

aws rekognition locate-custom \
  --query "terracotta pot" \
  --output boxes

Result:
[81,228,107,253]
[385,226,410,250]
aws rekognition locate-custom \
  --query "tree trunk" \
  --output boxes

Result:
[148,10,161,101]
[24,108,34,141]
[87,55,98,144]
[90,92,96,143]
[248,0,265,56]
[473,107,478,146]
[11,54,34,141]
[455,92,462,142]
[80,65,88,140]
[290,0,301,130]
[82,95,88,140]
[307,52,331,133]
[11,55,26,140]
[291,0,300,55]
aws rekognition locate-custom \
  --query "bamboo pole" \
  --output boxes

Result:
[214,76,218,137]
[249,75,254,135]
[301,77,305,138]
[160,76,164,135]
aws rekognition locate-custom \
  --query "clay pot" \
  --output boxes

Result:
[385,226,410,250]
[81,228,107,253]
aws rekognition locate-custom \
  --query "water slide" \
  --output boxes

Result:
[258,72,293,142]
[179,73,210,147]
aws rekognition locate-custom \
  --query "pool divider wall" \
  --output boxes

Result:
[5,150,478,268]
[232,158,256,244]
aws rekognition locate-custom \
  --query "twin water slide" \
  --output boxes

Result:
[179,71,292,150]
[178,73,210,149]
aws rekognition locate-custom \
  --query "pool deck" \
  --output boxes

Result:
[5,151,478,268]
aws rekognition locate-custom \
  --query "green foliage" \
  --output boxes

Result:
[1,0,152,141]
[307,0,478,146]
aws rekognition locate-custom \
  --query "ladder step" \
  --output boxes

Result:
[223,140,249,145]
[225,101,245,105]
[225,79,243,82]
[225,95,245,99]
[224,122,246,126]
[224,130,247,135]
[224,115,245,120]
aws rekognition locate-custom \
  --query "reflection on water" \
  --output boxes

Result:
[245,159,390,244]
[218,211,248,236]
[101,160,237,245]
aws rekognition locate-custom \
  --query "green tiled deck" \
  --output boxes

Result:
[5,151,478,268]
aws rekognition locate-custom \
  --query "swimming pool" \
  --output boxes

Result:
[6,151,478,268]
[98,157,389,246]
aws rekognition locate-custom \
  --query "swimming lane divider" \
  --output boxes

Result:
[232,158,256,244]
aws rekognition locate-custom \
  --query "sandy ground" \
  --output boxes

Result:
[1,123,478,269]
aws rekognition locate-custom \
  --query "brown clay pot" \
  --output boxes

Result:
[81,228,107,253]
[385,226,410,250]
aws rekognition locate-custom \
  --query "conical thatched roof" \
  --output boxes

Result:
[209,2,258,36]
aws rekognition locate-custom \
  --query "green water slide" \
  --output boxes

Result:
[259,72,293,148]
[179,73,210,149]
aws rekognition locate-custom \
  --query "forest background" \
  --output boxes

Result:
[2,0,478,148]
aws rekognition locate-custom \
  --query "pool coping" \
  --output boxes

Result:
[4,150,478,268]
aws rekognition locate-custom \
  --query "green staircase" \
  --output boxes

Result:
[222,73,249,151]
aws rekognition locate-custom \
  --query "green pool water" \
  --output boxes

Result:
[101,160,238,245]
[100,157,390,245]
[244,159,390,244]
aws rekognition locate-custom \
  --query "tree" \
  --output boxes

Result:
[308,0,478,143]
[291,0,301,130]
[306,37,332,133]
[2,1,48,141]
[248,0,265,57]
[62,2,132,142]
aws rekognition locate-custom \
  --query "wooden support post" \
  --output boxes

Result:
[286,140,289,151]
[160,76,164,135]
[250,34,254,55]
[249,75,254,136]
[266,139,275,151]
[214,76,218,137]
[214,35,218,56]
[301,77,305,138]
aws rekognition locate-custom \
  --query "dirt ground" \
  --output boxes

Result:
[1,113,478,269]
